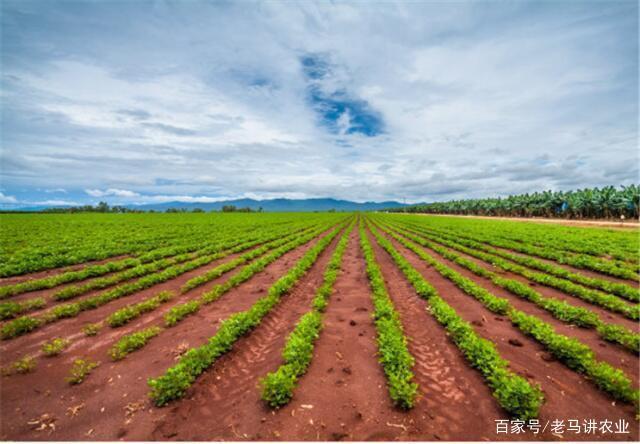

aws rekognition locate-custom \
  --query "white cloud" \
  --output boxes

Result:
[1,1,637,204]
[0,192,18,204]
[85,188,140,198]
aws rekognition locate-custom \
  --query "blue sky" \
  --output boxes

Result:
[0,0,638,208]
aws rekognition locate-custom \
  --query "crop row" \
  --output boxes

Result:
[260,221,354,407]
[393,219,638,302]
[371,220,639,407]
[1,213,343,277]
[0,220,320,300]
[163,221,346,327]
[55,223,320,302]
[0,220,340,340]
[358,221,418,409]
[397,218,638,280]
[389,221,639,321]
[0,297,46,320]
[380,221,639,353]
[147,221,347,406]
[367,221,544,420]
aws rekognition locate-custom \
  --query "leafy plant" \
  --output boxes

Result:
[42,338,70,356]
[66,358,99,385]
[82,323,101,336]
[109,326,162,360]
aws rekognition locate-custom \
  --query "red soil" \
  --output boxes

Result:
[0,224,638,442]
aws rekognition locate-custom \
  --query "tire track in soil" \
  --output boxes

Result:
[147,229,344,441]
[366,228,513,441]
[0,229,334,441]
[377,229,639,441]
[383,226,639,381]
[238,228,409,441]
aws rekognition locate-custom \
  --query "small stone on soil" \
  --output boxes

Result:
[349,320,357,326]
[508,339,524,347]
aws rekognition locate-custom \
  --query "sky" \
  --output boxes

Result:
[0,0,638,208]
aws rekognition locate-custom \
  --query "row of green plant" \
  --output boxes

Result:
[1,355,36,376]
[107,291,174,327]
[109,326,163,360]
[358,222,418,409]
[2,212,343,277]
[0,230,224,299]
[260,221,354,407]
[148,222,347,406]
[390,221,639,321]
[0,239,276,339]
[53,224,318,302]
[366,221,544,420]
[0,297,46,320]
[179,224,321,293]
[371,221,639,408]
[402,220,638,280]
[42,337,71,356]
[394,219,638,302]
[381,222,639,353]
[163,221,345,327]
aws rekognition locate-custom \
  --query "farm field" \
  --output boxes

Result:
[0,212,638,441]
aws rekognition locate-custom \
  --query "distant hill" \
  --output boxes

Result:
[3,198,409,213]
[133,198,407,212]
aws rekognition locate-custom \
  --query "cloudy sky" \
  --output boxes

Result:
[1,0,638,208]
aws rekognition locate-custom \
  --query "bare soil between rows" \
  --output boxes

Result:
[1,224,638,441]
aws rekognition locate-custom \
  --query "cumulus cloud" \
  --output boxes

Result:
[0,0,637,207]
[0,192,18,204]
[85,188,141,198]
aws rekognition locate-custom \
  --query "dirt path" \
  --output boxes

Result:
[0,230,332,440]
[376,229,639,441]
[413,213,640,230]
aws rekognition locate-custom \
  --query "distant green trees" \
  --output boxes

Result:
[395,185,639,220]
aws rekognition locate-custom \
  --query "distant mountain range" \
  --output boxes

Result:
[135,198,408,212]
[5,198,410,212]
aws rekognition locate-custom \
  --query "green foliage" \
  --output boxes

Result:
[42,337,70,356]
[165,300,201,327]
[66,358,99,385]
[148,220,349,406]
[373,218,638,408]
[385,221,640,351]
[0,297,46,320]
[395,184,640,222]
[260,223,354,407]
[1,316,42,339]
[82,323,101,336]
[108,290,174,327]
[3,355,37,375]
[368,221,544,420]
[359,222,418,410]
[109,326,162,360]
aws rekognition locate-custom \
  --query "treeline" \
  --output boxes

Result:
[42,202,262,214]
[393,185,639,220]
